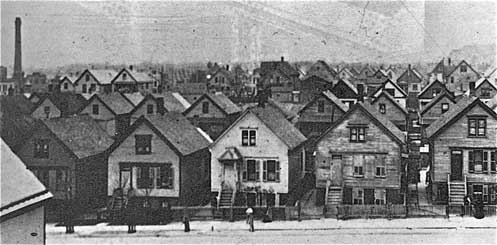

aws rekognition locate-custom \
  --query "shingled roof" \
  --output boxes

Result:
[260,59,299,77]
[1,138,52,217]
[298,90,348,115]
[153,92,190,112]
[122,92,145,106]
[425,96,496,138]
[184,93,241,116]
[42,115,114,159]
[91,93,135,115]
[84,69,118,85]
[35,93,87,116]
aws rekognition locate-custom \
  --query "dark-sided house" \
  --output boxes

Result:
[259,57,300,103]
[111,68,159,94]
[426,96,497,205]
[1,138,53,244]
[331,79,359,109]
[305,60,337,83]
[314,102,407,206]
[0,95,36,148]
[295,74,335,104]
[366,69,390,94]
[370,90,408,131]
[209,105,307,208]
[107,113,212,206]
[31,93,86,119]
[472,78,497,103]
[396,65,423,94]
[296,90,348,137]
[207,66,235,95]
[420,92,456,127]
[183,93,242,139]
[16,115,114,208]
[79,93,135,137]
[418,80,452,107]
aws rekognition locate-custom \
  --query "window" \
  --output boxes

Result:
[55,169,66,191]
[317,100,325,113]
[85,74,90,81]
[374,189,386,205]
[123,73,127,80]
[82,84,87,93]
[92,104,99,115]
[135,135,152,154]
[432,88,441,97]
[90,84,96,93]
[63,83,68,90]
[242,129,256,146]
[243,159,260,181]
[385,88,395,96]
[379,103,386,114]
[481,88,492,97]
[460,65,467,72]
[44,106,50,118]
[353,188,364,204]
[202,102,209,114]
[375,160,386,178]
[450,77,454,83]
[137,166,153,189]
[350,127,366,142]
[353,155,364,177]
[34,139,49,158]
[147,104,154,114]
[412,84,418,91]
[157,165,174,189]
[441,103,449,114]
[491,151,496,173]
[263,160,280,182]
[468,118,486,137]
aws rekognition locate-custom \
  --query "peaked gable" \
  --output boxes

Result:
[183,93,240,117]
[372,91,408,116]
[418,80,451,99]
[420,92,456,116]
[445,60,480,78]
[299,90,348,115]
[332,79,358,99]
[373,79,407,98]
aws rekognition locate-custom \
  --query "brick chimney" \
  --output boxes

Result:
[469,82,476,96]
[281,56,284,62]
[13,17,23,86]
[129,65,133,71]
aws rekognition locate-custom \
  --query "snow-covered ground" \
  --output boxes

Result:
[47,216,496,244]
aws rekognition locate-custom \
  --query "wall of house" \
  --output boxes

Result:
[418,82,446,100]
[60,80,75,93]
[130,97,159,124]
[210,112,290,194]
[79,99,114,121]
[432,104,497,183]
[16,129,77,199]
[74,71,101,94]
[185,97,226,118]
[422,96,455,119]
[447,67,480,93]
[372,96,406,126]
[315,109,402,190]
[0,206,45,244]
[299,98,345,123]
[180,149,211,206]
[475,82,497,101]
[31,99,61,119]
[108,123,180,197]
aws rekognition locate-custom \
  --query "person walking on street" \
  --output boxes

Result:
[246,207,254,232]
[183,207,190,232]
[65,186,74,234]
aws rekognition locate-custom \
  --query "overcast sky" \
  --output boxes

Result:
[1,1,495,71]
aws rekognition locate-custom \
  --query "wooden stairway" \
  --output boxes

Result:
[448,182,465,205]
[326,187,342,205]
[219,189,234,207]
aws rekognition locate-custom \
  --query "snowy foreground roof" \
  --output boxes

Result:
[0,138,52,217]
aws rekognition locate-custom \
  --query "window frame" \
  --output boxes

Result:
[243,159,260,182]
[241,129,256,146]
[468,117,486,137]
[379,103,386,114]
[441,103,449,114]
[353,155,364,177]
[353,188,364,205]
[146,104,154,114]
[350,127,366,143]
[374,189,386,205]
[202,101,209,114]
[92,104,99,115]
[34,139,49,158]
[135,134,152,155]
[317,100,325,113]
[263,160,280,182]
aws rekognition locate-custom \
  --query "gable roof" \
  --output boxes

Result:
[153,92,190,112]
[475,77,497,91]
[418,80,450,98]
[420,91,456,116]
[373,79,407,98]
[332,79,358,97]
[41,115,114,159]
[316,102,406,146]
[112,68,156,84]
[397,66,423,84]
[184,93,241,116]
[34,93,87,116]
[75,69,117,85]
[487,94,497,111]
[299,90,348,115]
[425,96,497,138]
[430,58,455,77]
[371,90,408,115]
[122,92,145,106]
[60,74,79,85]
[87,93,135,115]
[308,60,337,77]
[213,105,306,150]
[445,60,480,78]
[1,138,52,217]
[260,60,299,77]
[113,113,211,156]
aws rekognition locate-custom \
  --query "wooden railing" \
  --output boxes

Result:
[447,173,451,203]
[324,180,331,205]
[464,174,467,195]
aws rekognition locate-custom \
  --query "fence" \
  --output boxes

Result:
[325,205,407,219]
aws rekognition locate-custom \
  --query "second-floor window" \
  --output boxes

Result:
[82,84,87,93]
[460,65,467,72]
[92,104,99,115]
[242,129,256,146]
[34,139,49,158]
[202,102,209,114]
[147,104,154,114]
[375,161,386,178]
[379,103,386,114]
[353,155,364,177]
[468,118,486,137]
[135,134,152,154]
[317,100,325,113]
[441,103,449,114]
[350,127,366,142]
[44,106,50,118]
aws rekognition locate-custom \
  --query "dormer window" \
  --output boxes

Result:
[468,117,486,137]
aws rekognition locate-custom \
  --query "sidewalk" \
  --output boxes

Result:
[46,216,496,236]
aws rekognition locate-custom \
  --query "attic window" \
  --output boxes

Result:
[147,104,154,114]
[379,103,386,114]
[441,103,449,114]
[468,117,486,137]
[123,73,127,80]
[317,100,325,113]
[85,74,90,81]
[135,135,152,154]
[202,102,209,114]
[350,127,366,143]
[460,65,467,72]
[92,104,99,115]
[34,139,49,158]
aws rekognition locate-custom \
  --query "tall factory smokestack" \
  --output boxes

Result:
[13,17,23,84]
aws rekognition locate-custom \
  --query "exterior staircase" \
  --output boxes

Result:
[219,189,234,207]
[326,186,342,205]
[448,182,465,205]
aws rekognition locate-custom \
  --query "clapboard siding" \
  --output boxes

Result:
[372,96,406,126]
[423,96,455,119]
[299,98,344,122]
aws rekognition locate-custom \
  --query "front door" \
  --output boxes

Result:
[330,155,343,186]
[450,150,463,181]
[223,162,237,190]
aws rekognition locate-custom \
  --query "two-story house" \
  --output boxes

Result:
[79,93,135,137]
[183,93,242,140]
[370,90,408,131]
[296,90,348,137]
[73,69,117,94]
[426,96,497,205]
[31,93,86,119]
[372,79,407,108]
[207,66,235,95]
[418,80,453,107]
[111,68,158,94]
[471,78,497,103]
[445,60,480,94]
[396,65,423,94]
[314,102,407,206]
[295,75,335,104]
[210,105,307,208]
[16,115,113,208]
[259,57,300,103]
[306,60,338,83]
[107,114,212,206]
[331,79,359,109]
[59,74,79,93]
